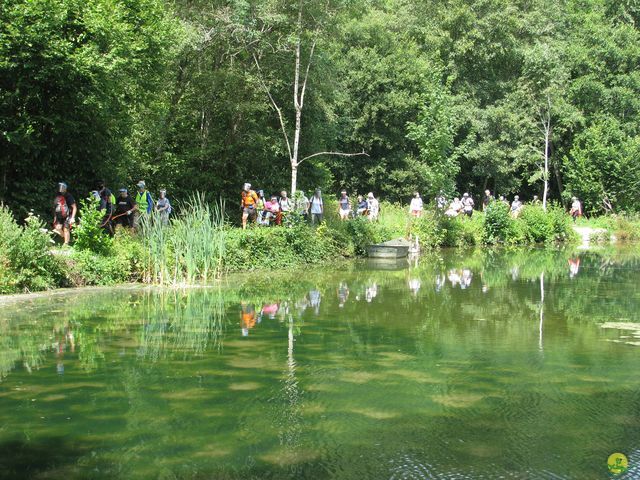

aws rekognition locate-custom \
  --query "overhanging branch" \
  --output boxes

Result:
[298,150,369,166]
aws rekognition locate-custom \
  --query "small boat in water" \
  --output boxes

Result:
[367,238,412,258]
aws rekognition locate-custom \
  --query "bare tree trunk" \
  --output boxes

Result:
[543,126,549,211]
[291,25,303,195]
[541,94,551,212]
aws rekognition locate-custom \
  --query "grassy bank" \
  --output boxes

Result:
[2,198,637,294]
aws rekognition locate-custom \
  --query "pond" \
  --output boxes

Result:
[1,247,639,479]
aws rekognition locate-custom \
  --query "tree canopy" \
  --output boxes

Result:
[2,0,640,218]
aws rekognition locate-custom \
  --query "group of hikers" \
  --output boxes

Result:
[240,183,584,229]
[240,183,381,229]
[53,180,171,245]
[52,179,584,245]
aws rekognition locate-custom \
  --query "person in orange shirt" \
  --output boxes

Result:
[240,303,257,336]
[241,183,259,229]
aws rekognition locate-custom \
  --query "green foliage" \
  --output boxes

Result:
[224,224,336,271]
[483,201,514,245]
[0,206,62,293]
[66,250,131,286]
[73,197,113,255]
[564,118,640,215]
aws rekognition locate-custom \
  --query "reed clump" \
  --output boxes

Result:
[141,193,225,285]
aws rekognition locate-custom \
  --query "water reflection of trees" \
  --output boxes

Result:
[2,247,640,383]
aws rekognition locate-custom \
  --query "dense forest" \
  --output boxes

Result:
[2,0,640,219]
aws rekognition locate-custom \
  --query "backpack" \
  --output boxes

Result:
[54,195,69,218]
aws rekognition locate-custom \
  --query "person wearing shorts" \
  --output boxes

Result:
[339,190,351,220]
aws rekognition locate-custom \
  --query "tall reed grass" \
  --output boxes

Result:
[141,193,225,285]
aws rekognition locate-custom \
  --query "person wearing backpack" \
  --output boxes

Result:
[53,182,77,245]
[134,180,154,230]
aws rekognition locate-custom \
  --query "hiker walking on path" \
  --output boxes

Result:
[155,189,172,225]
[309,189,324,225]
[97,180,114,234]
[367,192,379,221]
[410,192,423,217]
[134,181,153,230]
[482,190,493,211]
[53,182,77,246]
[241,183,259,229]
[114,188,136,229]
[462,193,474,217]
[510,195,523,218]
[338,190,351,220]
[570,197,582,222]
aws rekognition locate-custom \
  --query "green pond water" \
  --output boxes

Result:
[1,247,640,479]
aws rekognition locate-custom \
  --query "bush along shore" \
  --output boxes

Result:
[2,196,639,294]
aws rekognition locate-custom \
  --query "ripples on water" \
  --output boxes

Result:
[1,248,640,479]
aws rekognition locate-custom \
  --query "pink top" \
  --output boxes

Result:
[265,200,280,213]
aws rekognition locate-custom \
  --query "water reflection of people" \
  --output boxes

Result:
[461,268,473,289]
[337,282,349,308]
[261,302,279,320]
[569,257,581,279]
[435,273,446,292]
[408,278,421,296]
[309,288,321,314]
[240,303,258,337]
[365,282,378,303]
[53,324,75,375]
[448,269,461,288]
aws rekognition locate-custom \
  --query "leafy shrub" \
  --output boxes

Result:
[73,197,113,255]
[0,207,63,293]
[66,250,132,286]
[483,201,514,244]
[546,203,575,242]
[224,224,336,271]
[411,213,445,249]
[519,205,555,243]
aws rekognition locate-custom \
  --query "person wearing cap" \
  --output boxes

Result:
[155,189,172,225]
[95,180,115,234]
[114,188,136,228]
[367,192,379,221]
[462,192,474,217]
[309,188,324,225]
[241,183,259,229]
[134,180,154,230]
[569,197,582,222]
[53,182,77,245]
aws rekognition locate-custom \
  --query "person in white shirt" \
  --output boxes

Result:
[367,192,379,221]
[309,189,324,225]
[409,192,423,217]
